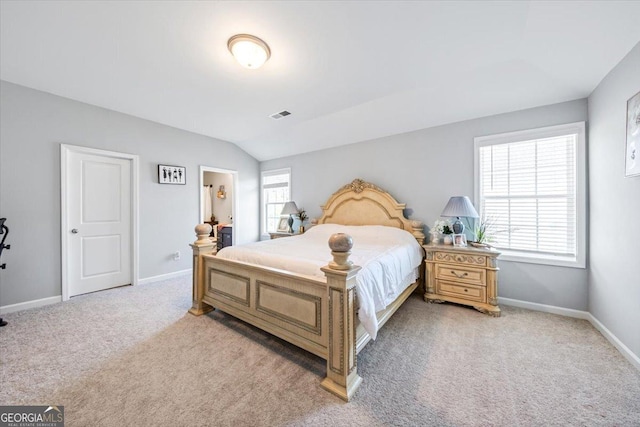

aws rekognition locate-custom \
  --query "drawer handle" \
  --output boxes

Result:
[451,271,468,278]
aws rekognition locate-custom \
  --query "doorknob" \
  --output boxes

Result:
[71,229,78,234]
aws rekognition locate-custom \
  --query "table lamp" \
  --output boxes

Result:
[281,201,299,233]
[440,196,479,234]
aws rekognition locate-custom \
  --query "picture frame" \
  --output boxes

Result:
[453,233,467,247]
[626,91,640,177]
[158,164,186,185]
[277,216,289,233]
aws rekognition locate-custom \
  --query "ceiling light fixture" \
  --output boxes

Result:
[227,34,271,69]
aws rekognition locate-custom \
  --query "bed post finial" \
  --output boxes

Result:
[328,233,354,270]
[410,220,425,244]
[195,223,213,245]
[189,224,215,316]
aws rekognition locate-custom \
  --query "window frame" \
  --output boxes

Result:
[473,121,586,268]
[260,168,291,238]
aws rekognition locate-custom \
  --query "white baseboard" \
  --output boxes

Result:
[498,297,590,319]
[0,271,192,315]
[587,313,640,370]
[0,295,62,315]
[138,269,192,285]
[499,297,639,370]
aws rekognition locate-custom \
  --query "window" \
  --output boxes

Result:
[474,122,586,268]
[261,168,291,235]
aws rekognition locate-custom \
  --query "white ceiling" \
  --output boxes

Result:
[2,1,639,161]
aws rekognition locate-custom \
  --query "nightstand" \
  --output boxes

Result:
[217,226,232,251]
[269,232,294,240]
[423,244,501,317]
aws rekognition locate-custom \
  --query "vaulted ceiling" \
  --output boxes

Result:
[2,1,639,161]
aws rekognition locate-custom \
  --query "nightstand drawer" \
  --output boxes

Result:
[435,251,487,267]
[436,280,486,303]
[436,265,486,286]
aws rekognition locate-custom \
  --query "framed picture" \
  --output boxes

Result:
[626,91,640,177]
[453,233,467,247]
[277,217,289,233]
[158,164,186,185]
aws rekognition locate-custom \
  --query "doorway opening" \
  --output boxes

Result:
[199,166,237,249]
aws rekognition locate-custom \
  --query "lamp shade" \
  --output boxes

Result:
[441,196,479,234]
[281,201,299,215]
[440,196,479,219]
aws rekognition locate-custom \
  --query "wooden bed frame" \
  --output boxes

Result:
[188,179,425,401]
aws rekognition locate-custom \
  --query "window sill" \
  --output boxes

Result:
[497,250,585,269]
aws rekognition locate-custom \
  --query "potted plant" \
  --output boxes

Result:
[431,219,454,245]
[297,208,308,233]
[470,215,504,248]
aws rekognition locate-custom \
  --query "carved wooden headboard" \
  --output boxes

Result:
[317,179,425,244]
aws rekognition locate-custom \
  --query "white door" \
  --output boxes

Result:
[66,151,132,297]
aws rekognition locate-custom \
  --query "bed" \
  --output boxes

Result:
[188,179,425,401]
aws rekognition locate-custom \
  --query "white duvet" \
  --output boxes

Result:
[216,224,423,339]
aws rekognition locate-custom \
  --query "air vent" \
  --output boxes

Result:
[269,110,292,120]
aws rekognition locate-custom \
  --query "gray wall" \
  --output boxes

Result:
[0,81,259,306]
[588,43,640,358]
[262,99,589,310]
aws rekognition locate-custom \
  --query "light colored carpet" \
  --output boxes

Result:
[1,276,639,426]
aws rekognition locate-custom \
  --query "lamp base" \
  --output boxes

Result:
[452,218,465,234]
[288,215,294,234]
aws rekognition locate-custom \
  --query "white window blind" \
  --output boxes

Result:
[261,169,291,234]
[474,122,586,268]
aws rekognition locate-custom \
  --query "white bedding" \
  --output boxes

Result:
[216,224,423,339]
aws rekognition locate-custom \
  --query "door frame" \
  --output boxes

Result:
[60,144,140,301]
[199,165,238,245]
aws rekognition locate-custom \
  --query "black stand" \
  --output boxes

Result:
[0,218,10,327]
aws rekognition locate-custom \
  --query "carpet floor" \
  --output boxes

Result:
[1,275,639,426]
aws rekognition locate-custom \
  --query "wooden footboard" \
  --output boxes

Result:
[189,229,364,401]
[188,179,426,401]
[202,254,330,358]
[188,223,420,401]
